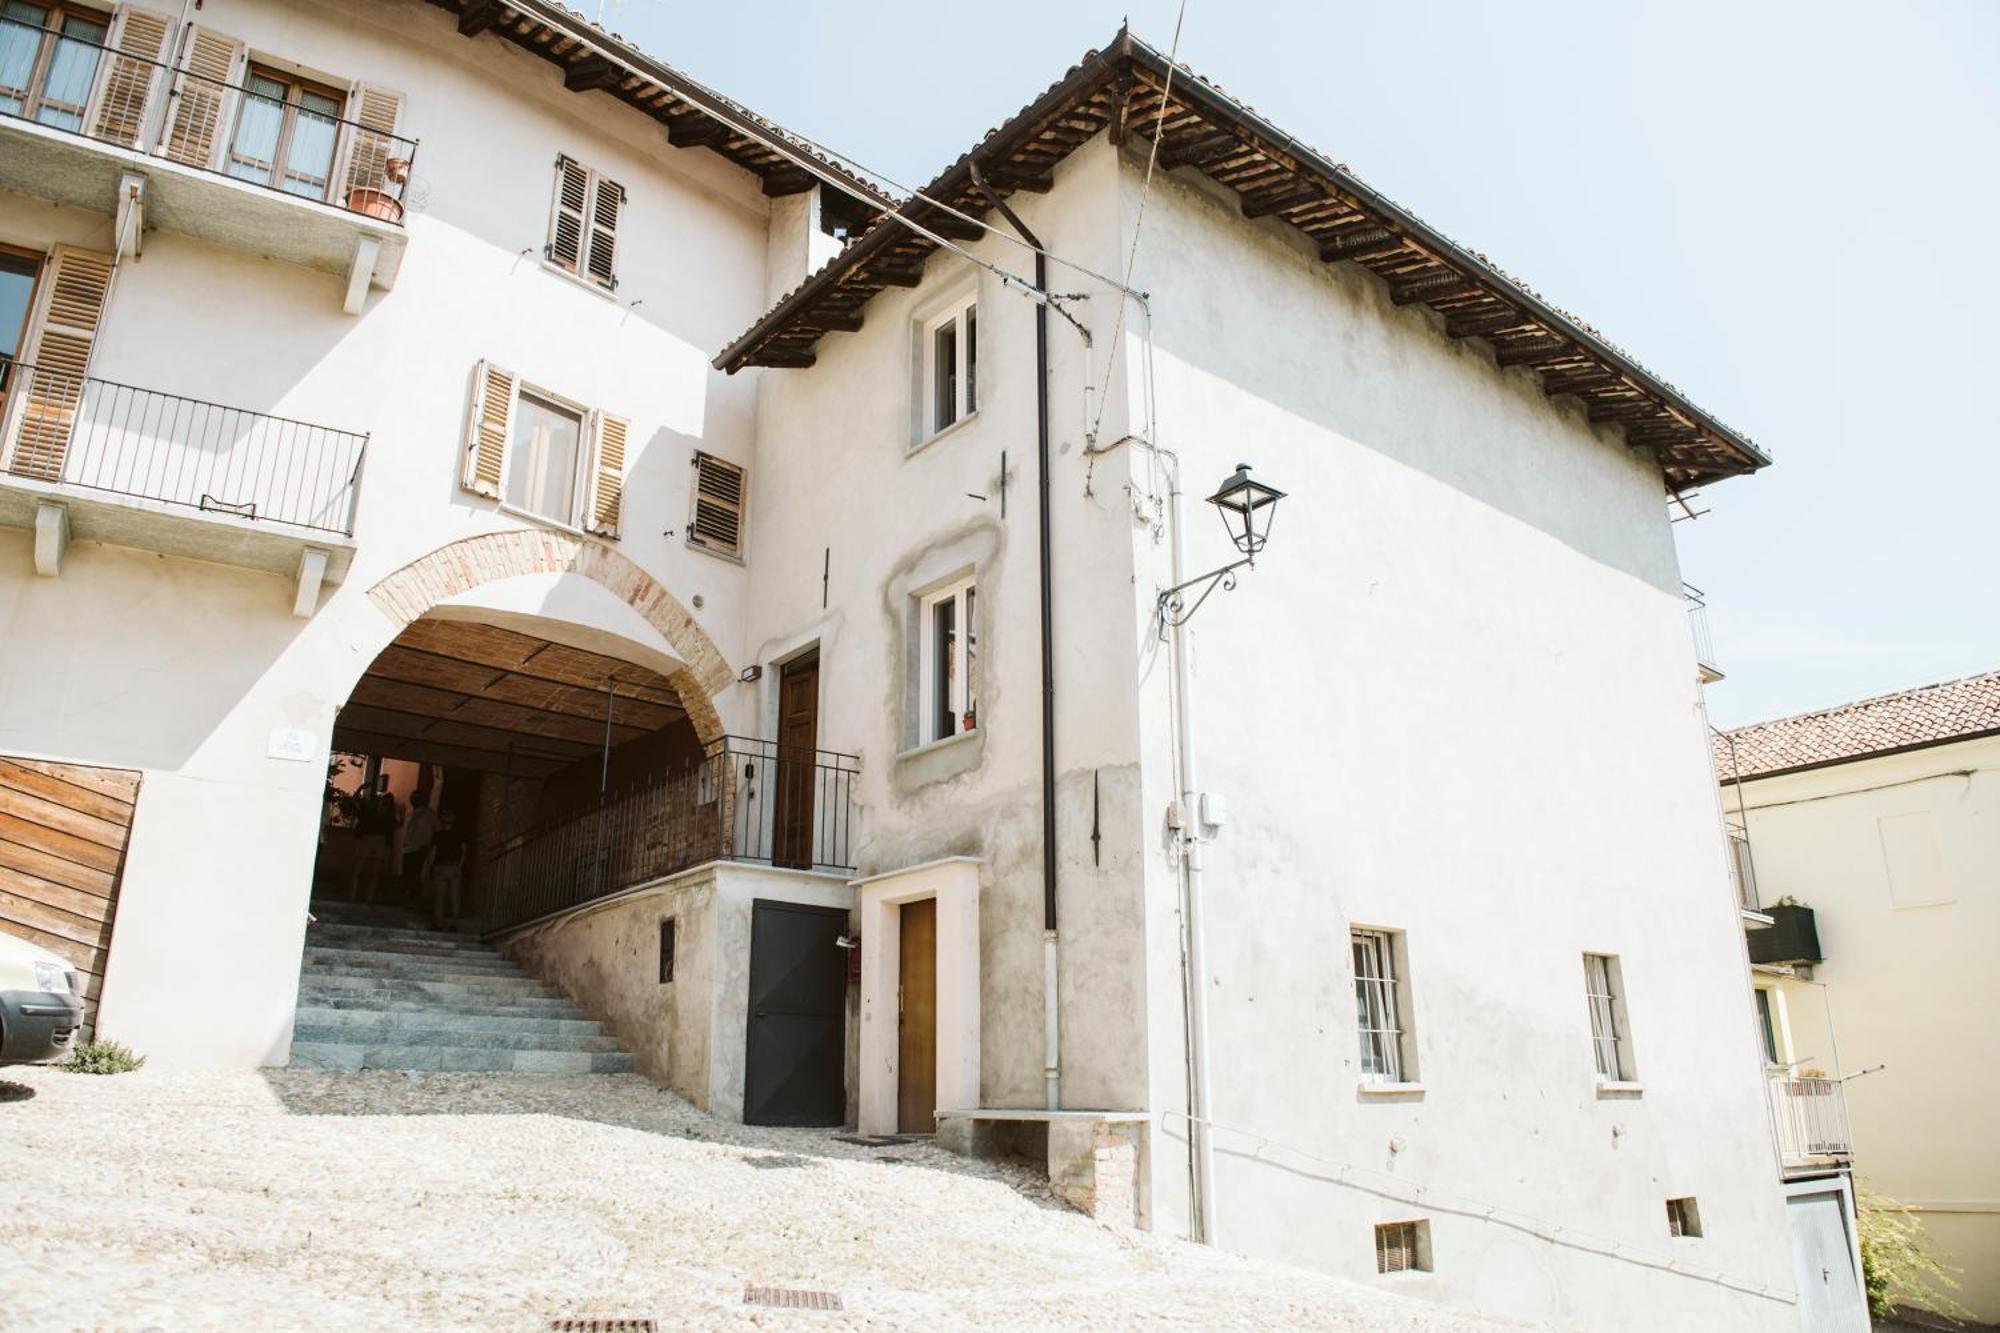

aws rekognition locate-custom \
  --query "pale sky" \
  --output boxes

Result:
[611,0,2000,729]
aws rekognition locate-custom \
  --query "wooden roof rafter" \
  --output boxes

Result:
[714,28,1767,489]
[422,0,890,207]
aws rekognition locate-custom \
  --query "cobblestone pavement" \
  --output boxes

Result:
[0,1067,1532,1331]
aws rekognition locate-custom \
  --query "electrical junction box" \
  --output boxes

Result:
[1199,792,1226,833]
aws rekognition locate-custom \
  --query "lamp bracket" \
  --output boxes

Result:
[1158,556,1254,633]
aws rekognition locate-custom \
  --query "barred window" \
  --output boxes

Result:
[1352,928,1412,1084]
[1584,953,1635,1081]
[1375,1220,1430,1274]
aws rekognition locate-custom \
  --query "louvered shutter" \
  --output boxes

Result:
[335,84,403,203]
[584,175,622,289]
[546,156,589,274]
[85,6,176,148]
[584,410,626,538]
[688,452,746,557]
[5,248,116,482]
[159,25,245,170]
[460,361,517,499]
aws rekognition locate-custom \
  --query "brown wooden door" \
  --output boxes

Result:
[0,756,141,1037]
[772,652,818,869]
[897,896,938,1134]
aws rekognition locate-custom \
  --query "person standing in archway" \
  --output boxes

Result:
[350,775,400,905]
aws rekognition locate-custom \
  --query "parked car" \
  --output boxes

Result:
[0,928,84,1066]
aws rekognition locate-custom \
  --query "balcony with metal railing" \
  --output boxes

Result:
[0,13,417,308]
[1769,1071,1854,1172]
[479,737,861,936]
[1685,582,1722,683]
[0,358,366,605]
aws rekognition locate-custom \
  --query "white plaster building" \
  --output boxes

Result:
[0,7,1806,1328]
[1718,671,2000,1325]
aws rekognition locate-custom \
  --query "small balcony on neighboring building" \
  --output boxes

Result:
[0,10,415,310]
[0,359,365,613]
[480,737,861,935]
[1769,1070,1854,1172]
[1685,582,1722,682]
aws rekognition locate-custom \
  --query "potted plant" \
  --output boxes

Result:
[345,184,404,222]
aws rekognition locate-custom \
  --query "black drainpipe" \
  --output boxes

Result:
[969,163,1061,1109]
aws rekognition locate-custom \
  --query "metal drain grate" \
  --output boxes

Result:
[744,1285,843,1311]
[549,1321,656,1332]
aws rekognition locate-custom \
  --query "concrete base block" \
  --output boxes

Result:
[937,1113,1146,1229]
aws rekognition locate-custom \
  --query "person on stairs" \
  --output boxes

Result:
[400,790,440,905]
[427,810,468,931]
[351,775,400,904]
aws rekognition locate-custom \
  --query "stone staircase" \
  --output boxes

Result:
[290,900,634,1074]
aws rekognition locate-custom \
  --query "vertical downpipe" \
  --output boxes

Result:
[969,163,1063,1112]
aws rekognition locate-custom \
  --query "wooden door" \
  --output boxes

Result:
[0,756,141,1036]
[742,899,847,1126]
[772,652,818,870]
[897,896,939,1134]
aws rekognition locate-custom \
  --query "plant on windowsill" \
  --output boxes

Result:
[961,708,976,733]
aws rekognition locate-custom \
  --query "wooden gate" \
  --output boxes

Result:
[0,757,141,1035]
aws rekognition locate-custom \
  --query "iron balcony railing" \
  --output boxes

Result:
[480,736,859,935]
[1684,582,1719,676]
[1769,1071,1854,1166]
[0,360,368,536]
[0,14,417,222]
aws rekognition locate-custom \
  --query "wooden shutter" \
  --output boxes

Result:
[584,409,626,538]
[159,25,245,170]
[546,156,589,274]
[85,6,176,147]
[5,247,115,482]
[584,174,623,289]
[336,83,403,202]
[460,360,516,499]
[688,452,746,557]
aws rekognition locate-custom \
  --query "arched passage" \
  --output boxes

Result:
[365,531,731,745]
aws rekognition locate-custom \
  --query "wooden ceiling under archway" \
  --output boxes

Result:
[333,619,687,780]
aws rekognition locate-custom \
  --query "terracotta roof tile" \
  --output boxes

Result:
[1714,670,2000,781]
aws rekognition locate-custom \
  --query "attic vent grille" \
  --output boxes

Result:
[689,452,747,558]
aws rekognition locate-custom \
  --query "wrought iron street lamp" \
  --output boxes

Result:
[1158,463,1286,628]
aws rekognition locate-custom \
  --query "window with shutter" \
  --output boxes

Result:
[546,156,623,290]
[460,360,517,500]
[334,82,402,203]
[585,410,626,538]
[688,451,745,559]
[159,24,244,169]
[85,6,175,148]
[3,245,114,482]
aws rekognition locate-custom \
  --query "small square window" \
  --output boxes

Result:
[920,295,977,439]
[658,918,676,984]
[1375,1220,1431,1274]
[1666,1197,1702,1238]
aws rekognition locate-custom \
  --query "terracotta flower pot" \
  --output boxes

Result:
[345,186,404,223]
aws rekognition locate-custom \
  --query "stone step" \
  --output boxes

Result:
[299,972,562,1001]
[303,940,514,967]
[306,923,498,951]
[302,944,518,972]
[294,989,587,1020]
[291,1024,621,1053]
[289,1042,635,1075]
[292,1005,605,1038]
[308,904,430,930]
[301,959,527,987]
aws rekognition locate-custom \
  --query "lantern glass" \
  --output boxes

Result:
[1206,463,1285,558]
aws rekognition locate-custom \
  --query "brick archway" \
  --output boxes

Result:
[366,532,730,744]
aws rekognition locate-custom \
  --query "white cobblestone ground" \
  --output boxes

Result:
[0,1068,1530,1331]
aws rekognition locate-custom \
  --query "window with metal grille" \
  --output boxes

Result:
[1374,1220,1430,1274]
[1666,1197,1702,1238]
[658,917,676,984]
[547,154,623,290]
[688,451,746,558]
[1584,952,1634,1081]
[1352,928,1408,1084]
